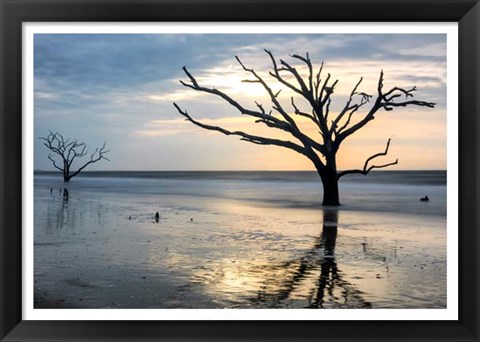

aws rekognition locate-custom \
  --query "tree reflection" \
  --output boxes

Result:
[252,209,371,308]
[44,189,72,232]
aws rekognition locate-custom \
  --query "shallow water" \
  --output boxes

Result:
[34,171,446,309]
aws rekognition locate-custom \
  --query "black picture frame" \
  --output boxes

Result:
[1,0,478,341]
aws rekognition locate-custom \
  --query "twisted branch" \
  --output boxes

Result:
[177,61,327,159]
[337,138,398,178]
[173,103,308,156]
[336,70,436,146]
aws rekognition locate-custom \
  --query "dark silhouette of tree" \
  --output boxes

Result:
[40,131,110,182]
[173,50,436,205]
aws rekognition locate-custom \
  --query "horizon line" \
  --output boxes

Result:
[34,169,448,172]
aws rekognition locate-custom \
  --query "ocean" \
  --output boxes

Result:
[34,170,446,215]
[33,170,447,309]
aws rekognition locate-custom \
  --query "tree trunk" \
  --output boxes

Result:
[320,168,340,206]
[63,164,71,182]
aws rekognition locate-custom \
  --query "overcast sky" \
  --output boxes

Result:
[34,34,447,171]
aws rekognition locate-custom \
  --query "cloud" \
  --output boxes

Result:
[144,89,207,102]
[386,41,446,58]
[34,33,447,171]
[34,91,59,100]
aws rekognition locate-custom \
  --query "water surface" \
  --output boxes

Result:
[34,171,446,308]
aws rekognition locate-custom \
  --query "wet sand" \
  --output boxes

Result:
[33,174,446,309]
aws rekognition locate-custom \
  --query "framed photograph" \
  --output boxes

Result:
[1,0,478,341]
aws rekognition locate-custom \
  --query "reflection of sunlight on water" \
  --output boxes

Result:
[167,209,373,308]
[195,261,267,296]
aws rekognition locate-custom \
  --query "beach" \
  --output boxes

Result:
[34,171,446,309]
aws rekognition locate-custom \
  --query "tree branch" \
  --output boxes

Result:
[181,66,287,129]
[265,49,304,97]
[265,50,330,136]
[47,154,63,172]
[68,142,110,179]
[336,71,436,147]
[173,103,309,156]
[330,77,364,133]
[336,93,372,136]
[235,56,299,129]
[337,138,398,178]
[291,97,322,132]
[313,61,324,101]
[290,52,313,94]
[179,62,327,156]
[381,100,436,111]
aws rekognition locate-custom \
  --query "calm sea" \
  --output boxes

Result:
[34,170,447,216]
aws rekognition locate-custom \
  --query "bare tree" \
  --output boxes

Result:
[40,131,110,182]
[173,50,435,206]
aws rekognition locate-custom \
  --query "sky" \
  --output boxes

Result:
[34,33,447,171]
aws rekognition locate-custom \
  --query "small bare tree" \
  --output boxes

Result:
[40,131,110,182]
[173,50,436,206]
